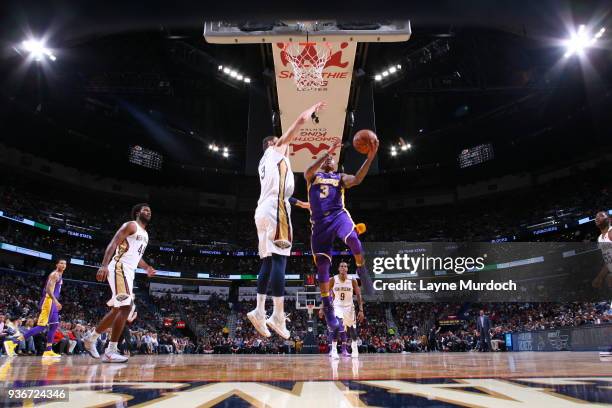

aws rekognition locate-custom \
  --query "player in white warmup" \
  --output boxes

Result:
[330,261,364,359]
[247,101,326,339]
[594,211,612,359]
[83,204,156,363]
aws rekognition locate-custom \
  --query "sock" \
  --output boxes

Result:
[352,340,358,351]
[331,341,337,352]
[45,324,58,351]
[256,293,267,315]
[270,254,287,296]
[107,341,118,353]
[23,325,45,340]
[272,296,284,319]
[256,257,272,295]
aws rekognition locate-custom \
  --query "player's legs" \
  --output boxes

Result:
[336,213,374,295]
[256,256,272,314]
[247,256,272,337]
[269,253,287,319]
[348,325,359,357]
[315,254,340,330]
[312,221,340,330]
[266,253,290,339]
[41,308,61,358]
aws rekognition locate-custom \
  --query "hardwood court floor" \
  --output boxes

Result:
[1,352,611,407]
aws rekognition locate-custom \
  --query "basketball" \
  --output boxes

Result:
[353,129,378,154]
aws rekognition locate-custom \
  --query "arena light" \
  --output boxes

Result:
[218,65,223,70]
[564,24,606,58]
[389,66,397,74]
[222,151,229,158]
[237,74,243,80]
[223,67,230,74]
[219,65,250,85]
[244,77,251,83]
[20,38,56,62]
[374,74,382,81]
[382,71,389,77]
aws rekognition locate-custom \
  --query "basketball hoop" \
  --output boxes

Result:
[280,42,332,91]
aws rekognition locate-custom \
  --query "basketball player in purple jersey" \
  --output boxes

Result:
[4,259,67,358]
[305,138,378,330]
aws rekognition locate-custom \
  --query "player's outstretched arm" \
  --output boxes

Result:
[341,138,379,189]
[96,221,137,282]
[304,139,342,183]
[275,102,327,151]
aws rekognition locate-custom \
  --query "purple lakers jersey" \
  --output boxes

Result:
[39,274,62,308]
[308,172,344,223]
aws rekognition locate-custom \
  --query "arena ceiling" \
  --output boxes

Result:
[1,0,611,190]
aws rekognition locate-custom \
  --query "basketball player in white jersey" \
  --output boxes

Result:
[594,211,612,290]
[248,101,326,339]
[83,204,156,363]
[330,261,364,358]
[594,211,612,359]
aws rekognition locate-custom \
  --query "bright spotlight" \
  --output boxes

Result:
[401,144,408,151]
[237,74,243,80]
[382,71,389,77]
[222,152,229,158]
[208,144,213,150]
[389,66,397,74]
[223,67,230,74]
[564,25,606,58]
[391,150,397,157]
[374,74,382,81]
[218,65,223,70]
[230,70,237,78]
[213,145,219,152]
[396,64,402,69]
[21,39,54,61]
[244,77,251,83]
[223,147,228,152]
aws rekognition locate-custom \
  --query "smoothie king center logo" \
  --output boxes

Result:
[276,42,351,81]
[290,129,340,159]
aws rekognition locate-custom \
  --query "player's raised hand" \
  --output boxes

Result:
[96,265,109,282]
[298,101,327,124]
[367,137,379,160]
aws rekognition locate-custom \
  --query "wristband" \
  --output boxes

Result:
[289,197,298,205]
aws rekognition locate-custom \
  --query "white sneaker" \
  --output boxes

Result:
[266,314,290,339]
[247,310,271,338]
[83,335,100,359]
[101,351,128,363]
[330,348,339,360]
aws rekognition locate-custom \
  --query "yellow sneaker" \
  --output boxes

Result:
[3,340,17,357]
[42,350,61,359]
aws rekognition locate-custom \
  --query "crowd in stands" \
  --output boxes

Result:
[2,268,609,357]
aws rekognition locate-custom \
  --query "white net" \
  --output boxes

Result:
[281,42,332,91]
